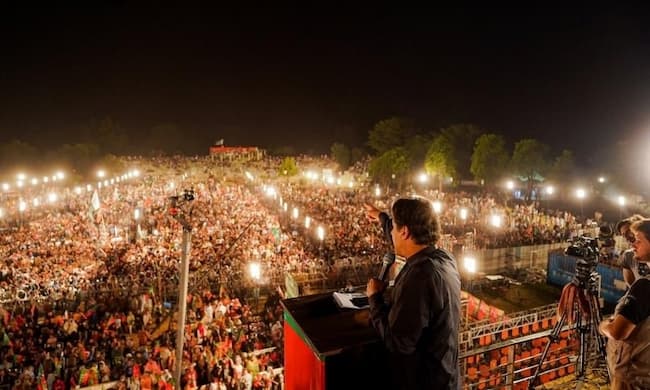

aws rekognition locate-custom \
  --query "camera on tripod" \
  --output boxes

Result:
[565,235,600,288]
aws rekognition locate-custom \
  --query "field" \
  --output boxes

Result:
[473,281,562,313]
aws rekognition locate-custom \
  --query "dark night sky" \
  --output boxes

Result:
[2,5,650,166]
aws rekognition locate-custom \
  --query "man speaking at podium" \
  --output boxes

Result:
[366,197,461,390]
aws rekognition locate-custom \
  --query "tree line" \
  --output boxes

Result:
[330,117,578,198]
[0,117,211,180]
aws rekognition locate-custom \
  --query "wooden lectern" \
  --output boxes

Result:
[281,292,392,390]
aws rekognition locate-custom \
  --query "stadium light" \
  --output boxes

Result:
[16,181,24,188]
[134,208,141,220]
[618,196,626,207]
[31,178,38,185]
[546,185,554,195]
[33,198,40,207]
[16,173,26,181]
[463,256,477,274]
[576,188,586,199]
[43,176,49,183]
[97,170,105,178]
[56,171,64,180]
[375,186,381,197]
[18,200,27,212]
[418,173,429,183]
[2,183,9,191]
[506,180,514,190]
[47,193,58,203]
[317,226,325,241]
[292,207,299,219]
[459,208,468,221]
[490,214,502,228]
[305,216,311,228]
[249,262,261,280]
[598,176,605,183]
[432,201,442,214]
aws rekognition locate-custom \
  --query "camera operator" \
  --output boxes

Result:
[365,198,461,390]
[615,215,649,287]
[599,218,650,389]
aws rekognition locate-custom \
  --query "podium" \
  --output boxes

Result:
[281,292,392,390]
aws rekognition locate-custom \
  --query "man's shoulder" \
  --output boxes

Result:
[630,277,650,294]
[410,247,459,281]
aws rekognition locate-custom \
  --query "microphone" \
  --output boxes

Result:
[378,253,396,281]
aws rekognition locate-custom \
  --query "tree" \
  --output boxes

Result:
[54,143,101,176]
[278,157,299,177]
[0,139,39,169]
[438,124,483,179]
[367,117,414,155]
[350,147,366,165]
[547,149,576,183]
[470,134,510,186]
[424,135,456,190]
[511,138,550,200]
[269,145,297,156]
[147,123,186,155]
[330,142,351,170]
[79,117,129,155]
[404,134,434,169]
[368,147,410,186]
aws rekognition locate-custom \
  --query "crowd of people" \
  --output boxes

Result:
[0,154,609,389]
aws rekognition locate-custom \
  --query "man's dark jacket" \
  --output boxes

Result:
[369,215,461,389]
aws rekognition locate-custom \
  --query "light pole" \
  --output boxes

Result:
[134,208,141,241]
[169,192,194,389]
[618,196,626,219]
[18,199,26,228]
[317,226,325,258]
[576,189,586,219]
[545,185,554,210]
[504,180,514,207]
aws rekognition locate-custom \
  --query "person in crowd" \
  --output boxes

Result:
[600,218,650,389]
[616,214,649,287]
[365,197,461,389]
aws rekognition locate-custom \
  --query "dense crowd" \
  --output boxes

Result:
[0,155,596,389]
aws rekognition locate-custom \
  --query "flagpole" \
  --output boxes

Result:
[174,225,191,389]
[168,191,194,390]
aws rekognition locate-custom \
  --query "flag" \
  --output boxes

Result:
[215,138,224,146]
[91,190,101,211]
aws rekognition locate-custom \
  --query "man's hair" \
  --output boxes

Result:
[631,218,650,241]
[616,214,645,234]
[391,197,441,245]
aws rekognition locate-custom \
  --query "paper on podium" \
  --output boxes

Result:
[333,292,369,309]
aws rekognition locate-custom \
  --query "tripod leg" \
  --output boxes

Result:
[528,312,566,390]
[576,303,586,390]
[588,294,611,383]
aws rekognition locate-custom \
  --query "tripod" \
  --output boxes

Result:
[528,267,610,389]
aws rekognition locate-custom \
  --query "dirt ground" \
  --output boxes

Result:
[472,281,562,313]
